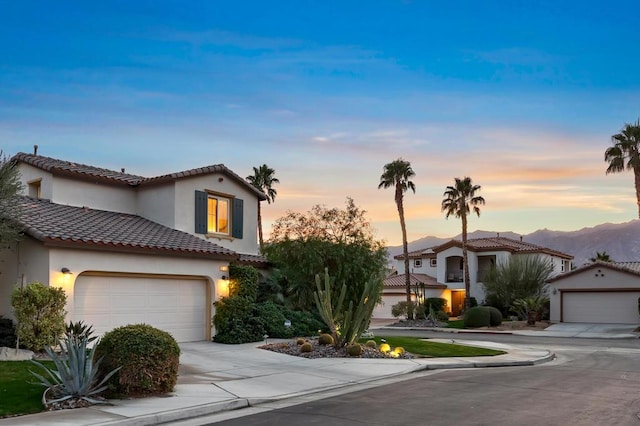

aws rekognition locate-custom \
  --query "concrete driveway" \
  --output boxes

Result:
[543,323,639,338]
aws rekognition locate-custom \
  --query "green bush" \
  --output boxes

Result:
[229,264,260,302]
[435,311,450,322]
[391,301,417,318]
[213,296,264,344]
[285,309,325,336]
[484,306,503,326]
[463,306,490,328]
[11,282,67,351]
[95,324,180,397]
[254,302,290,338]
[425,298,448,312]
[469,297,478,308]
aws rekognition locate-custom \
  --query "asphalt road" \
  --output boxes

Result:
[194,334,640,425]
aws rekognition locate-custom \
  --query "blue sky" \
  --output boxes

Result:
[2,1,639,245]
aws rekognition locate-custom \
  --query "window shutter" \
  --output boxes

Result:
[232,198,243,239]
[194,190,207,234]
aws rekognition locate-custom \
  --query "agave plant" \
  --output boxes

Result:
[30,331,120,405]
[65,320,97,344]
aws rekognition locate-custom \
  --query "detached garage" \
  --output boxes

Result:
[548,262,640,324]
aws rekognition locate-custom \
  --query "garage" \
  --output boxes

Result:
[549,262,640,325]
[74,274,209,342]
[562,291,640,323]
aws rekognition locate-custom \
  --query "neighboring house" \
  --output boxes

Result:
[548,261,640,324]
[373,272,446,319]
[376,236,573,318]
[0,152,267,342]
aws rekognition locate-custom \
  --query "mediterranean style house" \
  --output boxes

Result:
[0,151,267,342]
[373,236,573,318]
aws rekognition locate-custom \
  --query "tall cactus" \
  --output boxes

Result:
[313,268,382,347]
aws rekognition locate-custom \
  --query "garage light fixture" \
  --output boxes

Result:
[221,275,228,280]
[61,267,72,274]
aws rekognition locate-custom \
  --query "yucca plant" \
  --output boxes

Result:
[30,331,121,406]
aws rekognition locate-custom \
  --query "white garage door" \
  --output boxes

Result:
[373,294,405,319]
[563,291,640,324]
[74,275,208,342]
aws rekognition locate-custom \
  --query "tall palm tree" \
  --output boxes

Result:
[246,164,279,252]
[589,251,613,262]
[441,176,485,311]
[605,119,640,218]
[378,159,416,319]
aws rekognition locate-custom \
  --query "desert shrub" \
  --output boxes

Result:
[391,301,418,318]
[11,282,67,351]
[484,306,503,326]
[229,264,260,302]
[318,333,334,345]
[95,324,180,397]
[300,342,313,353]
[435,311,450,322]
[347,344,362,356]
[425,298,447,312]
[213,296,264,344]
[463,306,490,328]
[0,316,16,347]
[414,304,426,319]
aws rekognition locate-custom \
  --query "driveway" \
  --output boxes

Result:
[543,322,638,338]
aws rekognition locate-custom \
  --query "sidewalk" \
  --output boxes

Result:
[0,339,552,426]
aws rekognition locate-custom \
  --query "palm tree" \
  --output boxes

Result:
[246,164,279,252]
[441,176,485,311]
[589,251,613,262]
[605,119,640,218]
[378,159,416,319]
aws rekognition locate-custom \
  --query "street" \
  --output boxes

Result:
[173,333,640,425]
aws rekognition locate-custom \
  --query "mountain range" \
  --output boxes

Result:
[386,220,640,267]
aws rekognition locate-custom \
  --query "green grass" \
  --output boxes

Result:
[446,319,465,329]
[0,360,54,418]
[360,336,505,357]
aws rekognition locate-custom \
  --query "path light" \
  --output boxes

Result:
[284,320,291,328]
[263,334,269,344]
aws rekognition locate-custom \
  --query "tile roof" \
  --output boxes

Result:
[17,196,237,260]
[547,261,640,282]
[236,253,270,266]
[383,273,446,289]
[433,237,573,259]
[12,153,267,200]
[393,248,436,260]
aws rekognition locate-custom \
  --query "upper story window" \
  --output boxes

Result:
[207,195,229,234]
[194,190,243,239]
[414,259,422,268]
[28,179,42,199]
[430,258,437,267]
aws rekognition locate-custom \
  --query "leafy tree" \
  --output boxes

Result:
[264,198,388,312]
[378,159,416,319]
[482,255,554,315]
[246,164,280,252]
[11,282,67,351]
[605,119,640,217]
[590,251,613,262]
[0,152,24,246]
[441,176,485,310]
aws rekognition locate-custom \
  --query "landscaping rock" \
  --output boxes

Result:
[0,346,34,361]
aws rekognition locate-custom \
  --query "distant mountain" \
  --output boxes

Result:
[387,220,640,267]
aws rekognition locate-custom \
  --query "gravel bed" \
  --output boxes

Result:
[260,338,414,359]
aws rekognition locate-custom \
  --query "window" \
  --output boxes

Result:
[28,179,41,198]
[430,258,437,267]
[195,190,243,239]
[207,196,229,234]
[414,259,422,268]
[561,260,566,272]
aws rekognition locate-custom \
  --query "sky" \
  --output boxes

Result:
[1,1,640,246]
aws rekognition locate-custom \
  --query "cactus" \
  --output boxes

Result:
[347,344,363,356]
[318,333,334,345]
[296,338,305,345]
[300,342,313,353]
[379,343,391,353]
[394,347,405,355]
[365,340,377,349]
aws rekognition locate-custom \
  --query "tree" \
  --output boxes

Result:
[264,198,388,312]
[441,176,485,311]
[605,119,640,218]
[246,164,280,252]
[483,255,554,315]
[0,152,24,246]
[590,251,613,262]
[378,159,416,319]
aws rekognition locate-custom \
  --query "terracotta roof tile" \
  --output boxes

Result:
[383,273,445,289]
[548,261,640,282]
[433,237,573,259]
[17,197,237,259]
[393,248,436,260]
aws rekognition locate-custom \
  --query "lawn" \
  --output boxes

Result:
[446,319,465,329]
[0,360,53,418]
[360,336,505,357]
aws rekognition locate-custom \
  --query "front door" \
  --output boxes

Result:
[451,291,465,316]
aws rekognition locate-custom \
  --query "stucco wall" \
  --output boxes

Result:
[136,183,176,228]
[395,257,437,276]
[51,176,136,213]
[174,174,260,255]
[17,164,53,199]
